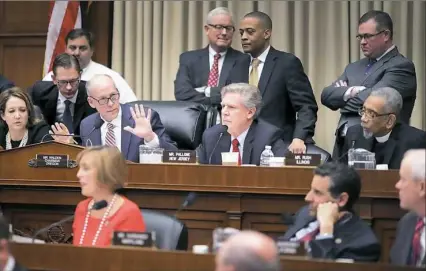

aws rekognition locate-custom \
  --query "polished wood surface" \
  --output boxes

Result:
[10,243,418,271]
[0,142,405,262]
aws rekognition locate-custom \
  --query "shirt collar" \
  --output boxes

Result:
[58,90,78,104]
[231,127,250,146]
[208,46,227,58]
[100,106,122,127]
[375,130,391,143]
[82,60,94,73]
[4,255,15,271]
[376,45,395,61]
[250,45,271,64]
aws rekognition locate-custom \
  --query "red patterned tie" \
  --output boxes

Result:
[105,123,116,147]
[412,218,425,265]
[300,228,319,242]
[231,138,241,166]
[207,53,221,87]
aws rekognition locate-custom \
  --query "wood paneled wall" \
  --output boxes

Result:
[0,1,112,90]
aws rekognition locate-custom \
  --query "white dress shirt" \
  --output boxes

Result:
[229,128,250,161]
[43,60,137,104]
[197,46,227,97]
[248,46,271,80]
[3,255,15,271]
[56,91,78,122]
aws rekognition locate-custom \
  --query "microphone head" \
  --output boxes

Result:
[92,200,108,210]
[182,192,197,208]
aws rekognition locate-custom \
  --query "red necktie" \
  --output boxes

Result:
[207,53,221,87]
[300,228,319,242]
[231,138,241,166]
[412,218,425,265]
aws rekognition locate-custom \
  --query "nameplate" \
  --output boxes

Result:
[33,154,70,168]
[276,240,306,256]
[162,150,196,164]
[285,153,321,166]
[112,231,154,248]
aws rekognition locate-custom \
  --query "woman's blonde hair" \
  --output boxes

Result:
[76,146,127,191]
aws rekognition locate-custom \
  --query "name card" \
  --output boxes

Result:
[285,153,321,166]
[162,150,196,164]
[276,240,306,256]
[35,154,70,168]
[112,231,154,248]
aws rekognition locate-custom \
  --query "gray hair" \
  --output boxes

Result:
[206,7,233,25]
[222,246,280,271]
[85,74,116,96]
[221,83,262,117]
[403,149,426,182]
[369,87,402,116]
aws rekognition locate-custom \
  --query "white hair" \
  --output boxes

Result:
[403,149,426,182]
[85,74,116,95]
[206,7,233,25]
[221,83,262,117]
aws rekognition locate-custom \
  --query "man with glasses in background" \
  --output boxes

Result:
[340,87,425,169]
[80,74,177,162]
[29,53,96,143]
[174,7,245,106]
[321,10,417,160]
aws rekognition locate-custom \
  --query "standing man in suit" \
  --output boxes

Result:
[321,10,416,159]
[29,53,96,141]
[0,216,28,271]
[341,87,426,169]
[43,29,137,104]
[391,149,426,267]
[279,162,380,262]
[215,231,280,271]
[80,74,177,163]
[198,83,288,165]
[174,7,245,106]
[0,75,14,93]
[228,11,318,154]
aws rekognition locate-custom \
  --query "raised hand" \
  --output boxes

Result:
[50,122,75,144]
[123,104,155,142]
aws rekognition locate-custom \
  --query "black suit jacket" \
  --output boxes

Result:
[391,212,426,266]
[280,206,380,262]
[28,81,96,139]
[198,119,289,165]
[174,46,245,105]
[0,121,52,149]
[226,47,318,143]
[341,123,426,169]
[0,74,14,93]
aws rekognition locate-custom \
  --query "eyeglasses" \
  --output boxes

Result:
[356,30,386,41]
[90,93,120,105]
[57,78,80,88]
[358,107,393,119]
[208,24,235,33]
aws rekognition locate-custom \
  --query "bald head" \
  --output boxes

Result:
[86,74,116,96]
[215,231,279,271]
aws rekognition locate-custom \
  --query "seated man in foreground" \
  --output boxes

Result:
[279,162,380,262]
[341,87,426,169]
[80,74,177,162]
[198,83,288,165]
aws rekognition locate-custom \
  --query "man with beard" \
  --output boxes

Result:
[279,162,380,262]
[321,10,416,159]
[340,87,426,169]
[174,7,245,106]
[43,29,137,103]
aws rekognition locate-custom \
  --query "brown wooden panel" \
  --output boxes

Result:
[0,1,49,34]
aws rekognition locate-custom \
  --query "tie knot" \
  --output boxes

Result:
[232,138,239,148]
[415,218,425,231]
[64,100,72,106]
[107,122,115,130]
[214,53,221,60]
[251,58,260,68]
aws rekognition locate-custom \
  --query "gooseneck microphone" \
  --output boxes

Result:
[208,125,228,164]
[174,192,197,218]
[40,133,81,143]
[31,200,108,243]
[336,140,356,163]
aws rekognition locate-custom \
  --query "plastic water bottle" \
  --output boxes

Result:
[260,146,274,167]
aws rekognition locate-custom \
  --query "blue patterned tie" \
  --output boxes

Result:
[365,58,377,74]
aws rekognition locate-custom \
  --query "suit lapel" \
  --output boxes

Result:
[284,215,315,240]
[200,47,210,86]
[401,215,418,264]
[42,89,59,125]
[362,47,398,84]
[258,47,277,96]
[218,49,236,87]
[90,114,102,146]
[121,105,134,160]
[242,125,255,164]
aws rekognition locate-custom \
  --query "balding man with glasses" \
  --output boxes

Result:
[321,10,417,160]
[340,87,425,169]
[174,7,245,106]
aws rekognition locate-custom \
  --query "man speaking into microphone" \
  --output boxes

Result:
[197,83,288,165]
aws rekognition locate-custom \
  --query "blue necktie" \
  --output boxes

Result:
[62,100,73,133]
[365,58,377,74]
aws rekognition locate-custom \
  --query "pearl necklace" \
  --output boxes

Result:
[79,194,118,246]
[5,130,28,150]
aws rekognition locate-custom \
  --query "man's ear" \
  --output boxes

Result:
[87,97,96,109]
[247,107,256,119]
[419,181,426,198]
[386,114,397,129]
[264,29,271,40]
[51,74,57,84]
[337,192,349,209]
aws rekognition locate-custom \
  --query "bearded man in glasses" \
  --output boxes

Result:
[29,53,96,143]
[321,10,417,160]
[340,87,425,169]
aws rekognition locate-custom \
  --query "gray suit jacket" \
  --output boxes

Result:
[321,47,416,132]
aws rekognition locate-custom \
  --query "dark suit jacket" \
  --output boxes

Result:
[0,121,52,149]
[391,212,426,266]
[13,261,28,271]
[226,47,318,143]
[28,81,96,138]
[341,123,426,169]
[198,119,289,165]
[0,74,14,93]
[174,46,246,105]
[80,104,178,163]
[280,206,380,262]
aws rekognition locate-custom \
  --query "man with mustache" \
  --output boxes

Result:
[340,87,426,169]
[321,10,416,160]
[43,29,137,104]
[174,7,245,106]
[279,162,380,262]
